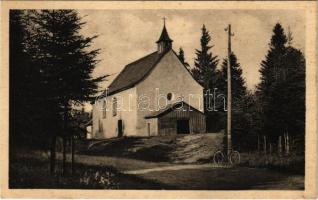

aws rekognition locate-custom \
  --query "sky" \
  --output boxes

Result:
[78,9,305,95]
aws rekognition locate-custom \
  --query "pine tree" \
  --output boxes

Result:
[178,47,190,69]
[10,10,31,144]
[191,25,219,131]
[28,10,106,128]
[280,46,305,149]
[9,10,52,148]
[256,23,305,150]
[257,23,287,95]
[219,52,247,102]
[218,52,247,150]
[256,23,288,141]
[23,10,107,174]
[191,25,219,89]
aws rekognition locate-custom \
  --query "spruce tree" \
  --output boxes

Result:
[218,52,247,150]
[191,25,219,131]
[219,52,247,102]
[28,10,106,130]
[23,10,107,174]
[280,46,305,148]
[9,10,52,148]
[256,23,305,150]
[256,23,288,141]
[191,25,219,89]
[10,10,32,144]
[178,47,190,69]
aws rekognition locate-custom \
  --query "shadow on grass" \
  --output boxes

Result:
[9,154,174,189]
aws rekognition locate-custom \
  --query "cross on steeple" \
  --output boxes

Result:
[162,17,167,26]
[156,17,173,54]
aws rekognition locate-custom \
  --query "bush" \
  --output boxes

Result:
[239,152,304,175]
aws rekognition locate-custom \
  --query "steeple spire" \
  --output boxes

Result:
[156,18,173,54]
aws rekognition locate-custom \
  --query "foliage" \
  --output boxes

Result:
[191,24,219,90]
[239,152,304,175]
[219,52,247,100]
[177,47,190,69]
[256,23,305,147]
[9,10,59,148]
[9,10,106,149]
[215,52,249,150]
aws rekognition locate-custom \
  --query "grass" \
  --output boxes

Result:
[9,153,171,189]
[239,152,305,175]
[9,151,304,190]
[137,167,304,190]
[9,133,305,189]
[79,133,224,164]
[79,136,177,162]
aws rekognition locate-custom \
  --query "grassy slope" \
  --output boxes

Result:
[79,133,224,164]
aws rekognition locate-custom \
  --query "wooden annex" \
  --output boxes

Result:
[145,101,206,136]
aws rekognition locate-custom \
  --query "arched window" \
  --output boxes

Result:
[102,100,106,119]
[112,97,117,116]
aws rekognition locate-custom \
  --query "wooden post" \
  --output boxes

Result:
[257,134,260,154]
[278,136,282,155]
[263,135,267,155]
[269,143,272,155]
[71,136,75,175]
[62,136,66,176]
[226,24,234,157]
[284,133,287,154]
[286,132,290,155]
[50,135,56,175]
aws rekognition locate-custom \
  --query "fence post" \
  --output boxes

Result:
[286,132,290,155]
[257,134,260,154]
[278,136,282,155]
[263,135,267,155]
[62,136,67,176]
[71,136,75,175]
[50,135,56,175]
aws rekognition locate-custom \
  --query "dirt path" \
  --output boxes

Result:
[136,167,304,190]
[123,163,231,174]
[71,154,304,190]
[25,151,304,190]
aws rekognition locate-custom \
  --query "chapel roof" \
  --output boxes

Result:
[104,50,168,96]
[145,101,204,119]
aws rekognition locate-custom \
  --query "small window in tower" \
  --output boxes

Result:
[167,93,173,101]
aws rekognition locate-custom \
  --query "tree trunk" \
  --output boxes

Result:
[257,134,260,154]
[62,102,69,176]
[286,132,290,155]
[263,135,267,155]
[278,136,282,155]
[284,132,287,154]
[62,136,66,176]
[71,136,75,175]
[50,135,56,175]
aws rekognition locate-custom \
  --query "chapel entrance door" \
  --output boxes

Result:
[118,120,123,137]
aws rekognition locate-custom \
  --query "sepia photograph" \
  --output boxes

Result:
[1,1,317,199]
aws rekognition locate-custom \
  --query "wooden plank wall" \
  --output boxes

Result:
[158,108,206,135]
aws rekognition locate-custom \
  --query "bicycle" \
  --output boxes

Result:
[213,149,240,165]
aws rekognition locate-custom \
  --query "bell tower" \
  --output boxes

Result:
[156,17,173,54]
